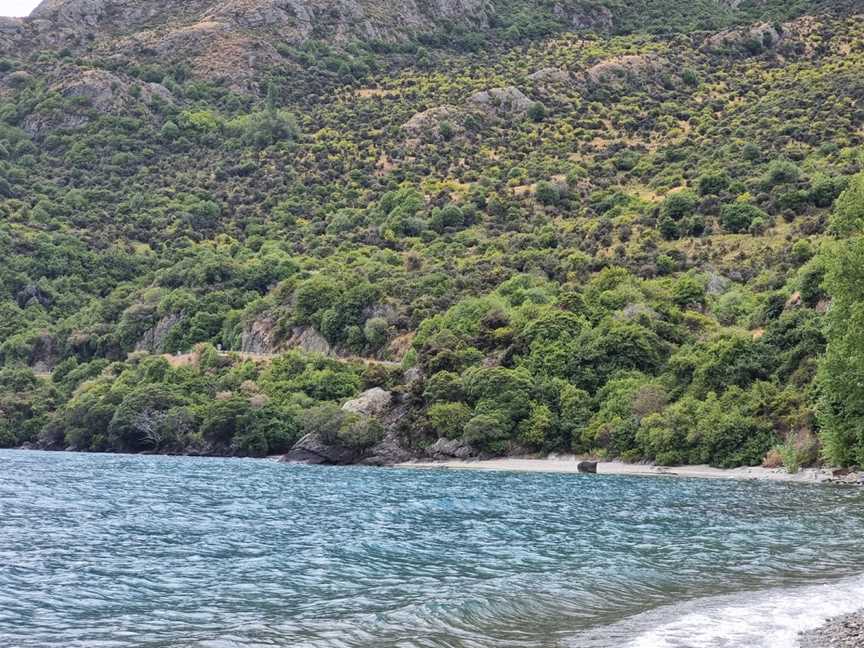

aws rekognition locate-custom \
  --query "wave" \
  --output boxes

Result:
[568,574,864,648]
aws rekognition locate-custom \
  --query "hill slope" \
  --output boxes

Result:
[1,0,863,466]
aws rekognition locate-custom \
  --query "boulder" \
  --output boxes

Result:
[360,433,414,466]
[427,437,474,460]
[342,388,393,418]
[579,54,664,88]
[285,326,332,355]
[528,67,572,84]
[468,86,532,118]
[577,460,598,474]
[280,432,361,465]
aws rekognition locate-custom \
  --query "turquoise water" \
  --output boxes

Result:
[2,450,864,648]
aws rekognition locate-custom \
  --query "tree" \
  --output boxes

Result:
[107,384,185,451]
[697,172,729,196]
[720,203,767,233]
[830,172,864,236]
[818,175,864,465]
[535,181,561,206]
[527,102,546,122]
[661,191,698,221]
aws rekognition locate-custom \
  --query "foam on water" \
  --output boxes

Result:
[610,574,864,648]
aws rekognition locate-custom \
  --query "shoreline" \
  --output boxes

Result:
[799,610,864,647]
[395,456,861,485]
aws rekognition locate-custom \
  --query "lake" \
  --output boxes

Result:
[2,449,864,647]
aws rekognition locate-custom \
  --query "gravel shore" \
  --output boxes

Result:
[798,611,864,647]
[396,457,861,484]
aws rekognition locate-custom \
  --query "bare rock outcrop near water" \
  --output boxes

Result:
[281,431,362,465]
[283,389,414,465]
[427,437,474,460]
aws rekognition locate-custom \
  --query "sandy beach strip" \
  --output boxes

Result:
[395,456,849,484]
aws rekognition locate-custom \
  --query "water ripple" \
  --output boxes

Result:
[2,450,864,647]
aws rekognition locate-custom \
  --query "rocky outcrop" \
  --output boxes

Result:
[281,431,362,465]
[578,54,667,89]
[427,437,474,459]
[16,284,52,309]
[577,460,597,474]
[240,317,279,354]
[19,68,172,135]
[702,22,782,53]
[403,86,534,139]
[342,388,393,417]
[29,333,58,374]
[361,431,414,465]
[705,272,731,296]
[9,0,492,56]
[135,313,184,354]
[468,86,532,118]
[285,326,332,355]
[528,67,572,84]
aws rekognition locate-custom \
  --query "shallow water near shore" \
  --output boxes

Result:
[2,449,864,648]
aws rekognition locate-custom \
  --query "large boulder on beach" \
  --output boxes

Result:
[427,437,474,460]
[280,431,361,465]
[577,460,598,474]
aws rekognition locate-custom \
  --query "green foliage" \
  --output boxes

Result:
[818,236,864,466]
[720,203,768,233]
[1,0,860,469]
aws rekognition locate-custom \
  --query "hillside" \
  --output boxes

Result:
[2,0,864,467]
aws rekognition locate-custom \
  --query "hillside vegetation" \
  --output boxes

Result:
[1,0,864,468]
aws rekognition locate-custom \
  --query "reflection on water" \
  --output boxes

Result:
[1,449,863,647]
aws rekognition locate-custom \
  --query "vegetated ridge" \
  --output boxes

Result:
[2,0,864,471]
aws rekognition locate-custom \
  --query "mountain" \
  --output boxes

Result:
[1,0,864,467]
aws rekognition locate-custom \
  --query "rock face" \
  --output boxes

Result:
[427,437,474,459]
[285,326,333,355]
[342,388,393,417]
[240,317,279,354]
[281,431,361,464]
[3,0,500,92]
[14,0,493,51]
[702,22,782,53]
[135,313,184,354]
[579,54,666,89]
[468,86,533,118]
[18,67,172,135]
